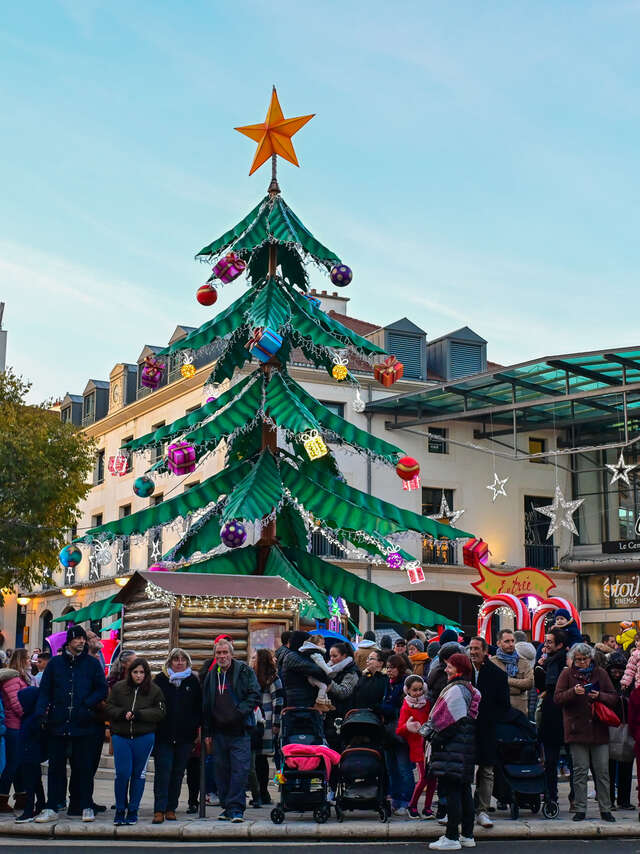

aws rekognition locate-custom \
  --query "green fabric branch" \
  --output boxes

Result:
[221,450,283,524]
[196,198,266,259]
[79,459,252,540]
[283,547,459,628]
[245,277,291,331]
[180,375,264,449]
[167,510,222,561]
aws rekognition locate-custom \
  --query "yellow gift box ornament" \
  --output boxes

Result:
[332,353,348,382]
[181,354,196,379]
[301,429,328,460]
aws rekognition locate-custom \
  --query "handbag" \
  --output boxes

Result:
[593,700,621,727]
[608,697,634,762]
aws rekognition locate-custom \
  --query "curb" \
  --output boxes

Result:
[2,818,640,841]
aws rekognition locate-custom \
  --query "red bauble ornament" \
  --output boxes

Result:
[197,284,218,306]
[396,456,420,481]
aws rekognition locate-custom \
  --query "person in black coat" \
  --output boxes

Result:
[351,648,388,715]
[534,627,568,807]
[280,631,331,708]
[152,648,202,823]
[15,687,46,823]
[469,636,510,828]
[34,625,107,822]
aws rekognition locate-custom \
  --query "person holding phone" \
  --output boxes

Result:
[554,643,618,823]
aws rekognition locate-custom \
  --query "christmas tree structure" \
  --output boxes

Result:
[80,89,473,628]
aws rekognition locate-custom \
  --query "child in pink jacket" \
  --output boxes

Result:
[621,635,640,691]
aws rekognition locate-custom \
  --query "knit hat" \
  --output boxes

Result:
[408,638,424,653]
[515,641,536,662]
[427,640,441,659]
[439,642,463,662]
[514,631,527,643]
[66,625,87,644]
[439,629,458,644]
[608,652,627,670]
[620,621,634,629]
[363,630,376,641]
[380,634,393,650]
[554,608,571,620]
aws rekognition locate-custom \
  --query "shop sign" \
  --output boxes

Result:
[472,565,556,600]
[602,540,640,554]
[602,574,640,607]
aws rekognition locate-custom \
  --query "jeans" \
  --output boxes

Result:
[569,743,611,813]
[47,734,96,812]
[213,731,251,817]
[153,741,193,813]
[0,728,22,796]
[609,758,633,807]
[385,742,415,809]
[440,777,474,841]
[475,765,494,813]
[112,733,155,815]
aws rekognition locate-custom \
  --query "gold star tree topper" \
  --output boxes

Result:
[235,87,314,176]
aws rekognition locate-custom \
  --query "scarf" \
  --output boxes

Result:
[496,648,520,677]
[404,692,428,709]
[573,662,594,680]
[168,666,192,685]
[329,656,353,675]
[427,678,481,733]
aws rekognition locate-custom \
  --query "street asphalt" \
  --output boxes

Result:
[1,842,640,852]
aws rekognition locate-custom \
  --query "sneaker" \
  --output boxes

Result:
[231,813,244,823]
[15,813,35,823]
[572,812,586,822]
[393,807,408,816]
[35,809,58,823]
[476,812,493,828]
[429,836,462,851]
[92,803,107,814]
[422,808,435,820]
[600,811,616,823]
[206,793,220,806]
[125,811,138,825]
[438,814,448,825]
[408,807,420,819]
[218,810,230,821]
[82,808,95,822]
[459,837,476,849]
[114,811,126,826]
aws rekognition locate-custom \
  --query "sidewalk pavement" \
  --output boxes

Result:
[1,775,639,841]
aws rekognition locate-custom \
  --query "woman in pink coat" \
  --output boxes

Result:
[0,649,31,812]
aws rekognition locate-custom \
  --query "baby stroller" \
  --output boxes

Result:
[335,708,390,823]
[493,708,558,820]
[270,707,332,825]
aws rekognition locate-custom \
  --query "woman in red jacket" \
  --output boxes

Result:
[396,674,435,819]
[0,649,31,812]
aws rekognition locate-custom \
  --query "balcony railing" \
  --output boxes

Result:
[524,543,559,571]
[422,540,458,565]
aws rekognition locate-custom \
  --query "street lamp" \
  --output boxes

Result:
[61,588,77,598]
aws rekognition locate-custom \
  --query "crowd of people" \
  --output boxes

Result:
[0,613,638,850]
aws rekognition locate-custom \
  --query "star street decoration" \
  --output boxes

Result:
[536,485,585,539]
[428,496,465,526]
[606,452,638,488]
[486,472,509,502]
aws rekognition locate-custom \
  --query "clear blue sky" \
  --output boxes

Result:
[2,1,640,401]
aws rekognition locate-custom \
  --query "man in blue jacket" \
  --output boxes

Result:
[34,625,107,823]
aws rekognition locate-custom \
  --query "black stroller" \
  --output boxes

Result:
[493,708,558,820]
[335,708,390,823]
[270,707,332,825]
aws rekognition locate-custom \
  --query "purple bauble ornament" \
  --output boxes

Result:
[221,520,247,549]
[206,396,217,404]
[329,264,352,287]
[148,561,173,572]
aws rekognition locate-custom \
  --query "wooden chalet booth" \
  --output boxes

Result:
[113,570,310,673]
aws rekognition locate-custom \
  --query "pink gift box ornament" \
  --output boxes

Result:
[167,441,196,475]
[407,565,425,585]
[212,252,246,284]
[141,356,165,390]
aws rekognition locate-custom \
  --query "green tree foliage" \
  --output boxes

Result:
[0,369,95,591]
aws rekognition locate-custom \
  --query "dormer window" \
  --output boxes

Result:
[83,392,96,426]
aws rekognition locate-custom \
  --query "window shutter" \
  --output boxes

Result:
[387,333,422,379]
[449,342,481,379]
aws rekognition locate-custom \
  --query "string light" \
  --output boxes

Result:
[144,581,308,613]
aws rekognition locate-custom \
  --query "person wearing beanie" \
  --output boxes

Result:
[617,621,637,653]
[553,609,582,647]
[407,639,430,678]
[439,629,458,646]
[490,629,534,716]
[380,635,393,651]
[354,633,379,672]
[34,624,107,824]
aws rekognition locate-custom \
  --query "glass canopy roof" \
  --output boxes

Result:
[367,347,640,440]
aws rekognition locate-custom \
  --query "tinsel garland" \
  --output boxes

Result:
[144,579,308,613]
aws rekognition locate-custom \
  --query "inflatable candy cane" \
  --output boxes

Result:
[477,593,531,643]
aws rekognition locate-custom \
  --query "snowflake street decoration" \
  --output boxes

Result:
[93,541,113,567]
[428,496,465,526]
[536,485,584,539]
[486,472,509,502]
[150,536,162,563]
[606,452,638,487]
[115,548,125,573]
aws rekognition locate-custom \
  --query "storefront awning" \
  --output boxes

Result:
[53,593,122,624]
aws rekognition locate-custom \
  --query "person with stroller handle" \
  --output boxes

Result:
[421,653,481,851]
